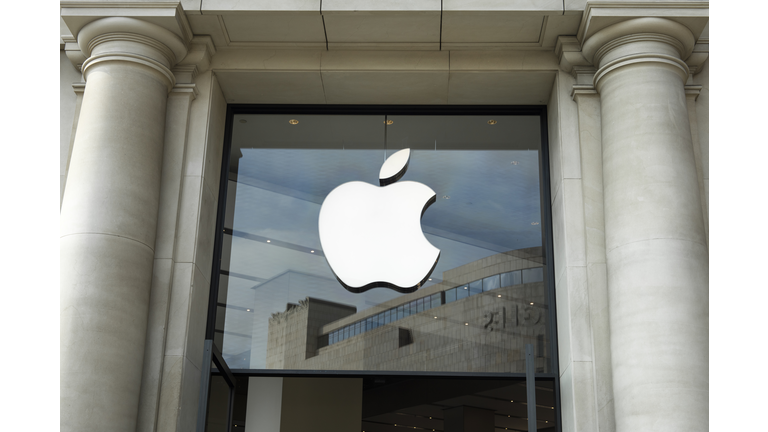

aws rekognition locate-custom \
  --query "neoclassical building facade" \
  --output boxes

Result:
[59,1,709,432]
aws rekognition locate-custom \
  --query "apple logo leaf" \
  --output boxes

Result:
[318,148,441,294]
[379,148,410,186]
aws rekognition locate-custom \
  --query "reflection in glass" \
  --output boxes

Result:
[469,280,483,296]
[523,267,544,283]
[502,270,522,287]
[216,113,551,373]
[445,288,457,304]
[483,274,500,291]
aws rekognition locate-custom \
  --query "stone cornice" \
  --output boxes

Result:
[61,2,193,42]
[61,1,193,70]
[576,1,709,45]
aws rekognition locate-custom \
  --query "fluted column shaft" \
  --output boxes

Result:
[587,18,708,432]
[60,18,185,432]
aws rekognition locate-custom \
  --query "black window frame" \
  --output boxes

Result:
[199,104,561,432]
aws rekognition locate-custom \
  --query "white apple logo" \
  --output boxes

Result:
[318,148,441,293]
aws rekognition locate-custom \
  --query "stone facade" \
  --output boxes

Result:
[58,2,710,432]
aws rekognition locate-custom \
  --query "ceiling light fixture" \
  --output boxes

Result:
[497,295,502,298]
[266,240,271,243]
[385,120,394,125]
[288,119,299,125]
[310,250,315,253]
[464,323,468,326]
[488,120,497,125]
[530,302,534,305]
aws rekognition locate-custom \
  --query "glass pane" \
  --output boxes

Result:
[483,274,501,291]
[469,280,483,296]
[217,113,551,373]
[445,288,456,304]
[501,270,522,287]
[523,267,544,283]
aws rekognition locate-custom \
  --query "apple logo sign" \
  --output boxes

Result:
[318,148,441,293]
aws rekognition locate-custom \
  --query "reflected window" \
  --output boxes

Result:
[501,270,522,287]
[483,274,500,291]
[469,280,483,296]
[445,288,457,304]
[523,267,544,283]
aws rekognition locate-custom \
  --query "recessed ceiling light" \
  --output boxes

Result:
[464,323,468,326]
[266,240,271,243]
[434,316,437,319]
[288,119,299,125]
[488,120,497,125]
[246,309,251,312]
[530,302,534,305]
[385,120,394,125]
[497,295,502,298]
[310,250,315,253]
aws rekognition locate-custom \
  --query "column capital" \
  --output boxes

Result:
[61,2,193,74]
[558,2,710,85]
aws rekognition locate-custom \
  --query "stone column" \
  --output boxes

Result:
[60,17,187,432]
[582,18,708,432]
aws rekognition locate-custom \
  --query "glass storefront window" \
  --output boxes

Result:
[213,109,555,374]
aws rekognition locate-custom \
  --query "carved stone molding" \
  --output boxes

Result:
[61,2,192,72]
[558,2,709,84]
[173,36,217,84]
[171,83,199,101]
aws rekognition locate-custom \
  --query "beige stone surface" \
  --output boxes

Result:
[442,13,545,43]
[323,0,440,11]
[323,13,441,44]
[216,70,327,104]
[59,51,82,206]
[221,13,326,43]
[137,258,174,432]
[449,50,558,71]
[592,18,708,432]
[61,234,155,432]
[202,0,319,12]
[443,0,562,12]
[323,71,449,104]
[447,71,555,105]
[154,90,196,259]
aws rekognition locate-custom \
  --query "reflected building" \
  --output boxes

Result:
[266,247,550,373]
